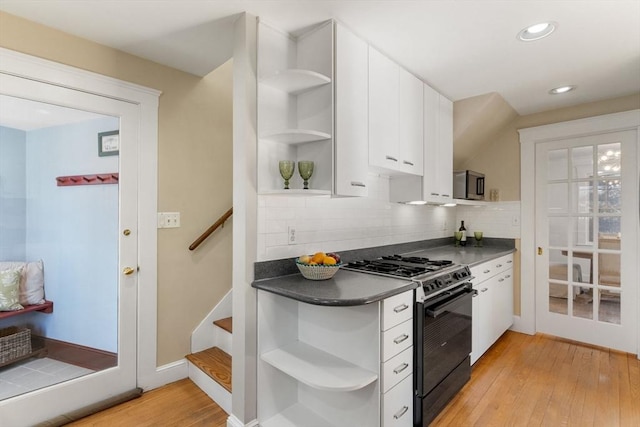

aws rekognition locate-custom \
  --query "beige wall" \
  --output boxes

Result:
[0,12,233,365]
[456,93,640,201]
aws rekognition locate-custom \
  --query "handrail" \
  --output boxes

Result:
[189,207,233,251]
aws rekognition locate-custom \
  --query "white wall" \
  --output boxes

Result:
[24,116,119,352]
[258,178,521,261]
[0,125,26,260]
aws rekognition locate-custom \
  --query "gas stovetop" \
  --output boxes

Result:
[341,254,472,301]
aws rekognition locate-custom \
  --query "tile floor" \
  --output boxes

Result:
[0,357,93,400]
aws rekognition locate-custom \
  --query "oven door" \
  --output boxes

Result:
[415,283,473,397]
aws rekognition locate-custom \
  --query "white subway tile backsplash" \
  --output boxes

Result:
[257,174,520,261]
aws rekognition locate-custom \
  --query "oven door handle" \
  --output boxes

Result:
[425,289,472,318]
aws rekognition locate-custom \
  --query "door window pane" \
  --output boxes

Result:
[548,183,568,213]
[572,146,593,179]
[572,181,592,214]
[548,149,568,180]
[598,180,621,213]
[598,289,621,324]
[598,253,620,287]
[597,143,621,177]
[573,286,593,320]
[549,283,568,315]
[573,216,593,246]
[549,248,568,280]
[549,217,569,247]
[598,217,620,243]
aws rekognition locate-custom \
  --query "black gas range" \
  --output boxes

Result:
[343,252,474,427]
[342,254,472,302]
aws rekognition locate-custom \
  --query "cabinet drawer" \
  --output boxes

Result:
[381,290,413,331]
[471,254,513,284]
[381,346,413,393]
[382,319,413,362]
[382,375,413,427]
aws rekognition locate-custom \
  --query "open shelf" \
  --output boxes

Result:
[0,300,53,320]
[260,129,331,145]
[260,69,331,94]
[259,189,331,196]
[261,403,337,427]
[261,340,378,392]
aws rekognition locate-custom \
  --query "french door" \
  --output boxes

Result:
[534,130,638,352]
[0,72,138,425]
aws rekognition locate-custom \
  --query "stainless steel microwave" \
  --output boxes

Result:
[453,170,485,200]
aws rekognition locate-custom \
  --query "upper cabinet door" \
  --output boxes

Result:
[335,23,369,197]
[438,95,453,200]
[399,68,423,176]
[423,84,440,199]
[368,46,400,170]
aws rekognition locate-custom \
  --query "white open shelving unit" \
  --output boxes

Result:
[257,20,334,195]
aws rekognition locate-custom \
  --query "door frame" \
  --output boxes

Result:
[518,109,640,358]
[0,48,168,387]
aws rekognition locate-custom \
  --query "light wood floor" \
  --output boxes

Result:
[68,331,639,427]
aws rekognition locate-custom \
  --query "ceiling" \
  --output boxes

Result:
[0,1,639,115]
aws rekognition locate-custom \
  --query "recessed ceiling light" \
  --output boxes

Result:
[518,21,557,41]
[549,85,576,95]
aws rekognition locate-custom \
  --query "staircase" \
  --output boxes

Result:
[186,316,232,414]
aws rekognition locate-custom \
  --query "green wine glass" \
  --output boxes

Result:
[298,160,314,190]
[474,231,483,247]
[454,231,463,247]
[279,160,295,189]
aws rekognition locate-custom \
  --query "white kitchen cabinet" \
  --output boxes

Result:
[369,46,400,172]
[257,288,414,427]
[334,23,369,197]
[369,47,423,177]
[470,254,514,364]
[398,67,424,175]
[388,84,452,203]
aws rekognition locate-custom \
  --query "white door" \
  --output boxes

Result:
[535,130,638,352]
[0,73,138,425]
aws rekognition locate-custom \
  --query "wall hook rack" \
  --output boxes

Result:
[56,173,119,186]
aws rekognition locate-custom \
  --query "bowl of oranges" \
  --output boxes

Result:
[296,252,342,280]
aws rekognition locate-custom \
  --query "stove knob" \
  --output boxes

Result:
[434,279,443,288]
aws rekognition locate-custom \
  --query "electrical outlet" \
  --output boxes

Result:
[158,212,181,228]
[288,226,296,244]
[512,215,520,227]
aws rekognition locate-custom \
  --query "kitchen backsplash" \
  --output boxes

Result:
[257,174,520,261]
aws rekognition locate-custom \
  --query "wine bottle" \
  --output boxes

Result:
[459,221,467,246]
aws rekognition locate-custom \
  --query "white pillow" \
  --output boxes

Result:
[0,267,24,311]
[0,260,45,305]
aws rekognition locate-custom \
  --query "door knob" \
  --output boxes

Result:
[123,267,136,275]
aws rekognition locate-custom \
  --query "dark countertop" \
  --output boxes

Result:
[251,240,516,307]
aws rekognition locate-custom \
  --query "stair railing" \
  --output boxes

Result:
[189,207,233,251]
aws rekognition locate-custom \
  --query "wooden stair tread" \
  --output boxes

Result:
[186,347,232,393]
[213,317,232,334]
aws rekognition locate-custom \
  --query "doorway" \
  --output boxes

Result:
[0,48,159,426]
[535,130,637,352]
[518,110,639,357]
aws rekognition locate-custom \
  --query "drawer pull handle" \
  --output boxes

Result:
[505,274,511,279]
[507,260,513,264]
[496,264,503,268]
[403,160,414,166]
[393,334,409,344]
[351,181,366,187]
[430,192,440,196]
[394,406,409,420]
[498,278,505,282]
[393,363,409,374]
[481,288,488,293]
[386,155,398,162]
[442,194,450,197]
[483,270,491,274]
[393,303,409,313]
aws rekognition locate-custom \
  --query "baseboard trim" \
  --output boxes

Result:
[36,335,117,371]
[138,359,188,391]
[227,414,259,427]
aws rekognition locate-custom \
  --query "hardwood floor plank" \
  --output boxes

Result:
[623,353,640,427]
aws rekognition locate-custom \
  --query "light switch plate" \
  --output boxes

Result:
[158,212,181,228]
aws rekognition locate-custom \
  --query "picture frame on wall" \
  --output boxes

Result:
[98,130,119,157]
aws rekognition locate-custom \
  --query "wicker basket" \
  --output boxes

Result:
[0,326,32,365]
[296,261,342,281]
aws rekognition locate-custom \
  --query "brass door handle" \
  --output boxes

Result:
[123,267,136,275]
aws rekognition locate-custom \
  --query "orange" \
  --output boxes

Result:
[311,252,326,264]
[323,257,337,265]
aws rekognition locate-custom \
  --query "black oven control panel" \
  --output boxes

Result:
[418,266,472,300]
